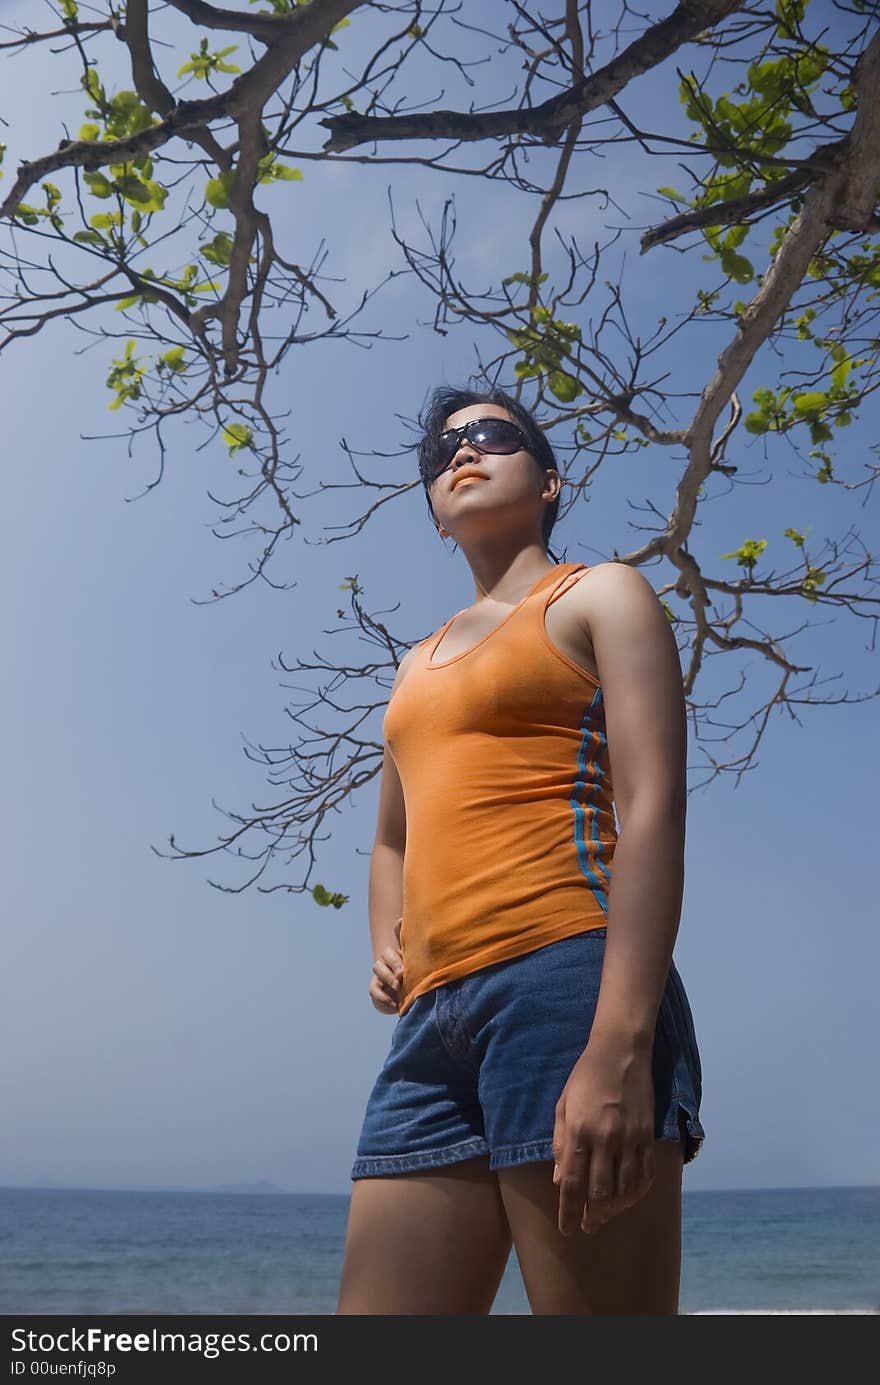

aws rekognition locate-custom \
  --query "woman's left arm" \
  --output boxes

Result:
[552,561,689,1238]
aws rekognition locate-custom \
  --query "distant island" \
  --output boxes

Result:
[211,1180,289,1195]
[3,1178,303,1195]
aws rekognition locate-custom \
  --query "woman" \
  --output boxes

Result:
[336,385,705,1315]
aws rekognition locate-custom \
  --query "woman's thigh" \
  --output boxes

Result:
[496,1138,684,1315]
[336,1155,513,1315]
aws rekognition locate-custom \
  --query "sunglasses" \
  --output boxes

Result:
[425,416,530,482]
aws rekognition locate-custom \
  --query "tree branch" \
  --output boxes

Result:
[125,0,174,116]
[165,0,296,44]
[688,28,880,459]
[640,165,817,252]
[0,20,117,52]
[640,42,878,256]
[833,29,880,231]
[0,95,224,221]
[319,0,744,151]
[0,0,364,220]
[126,0,231,167]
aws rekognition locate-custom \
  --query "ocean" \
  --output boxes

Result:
[1,1185,877,1315]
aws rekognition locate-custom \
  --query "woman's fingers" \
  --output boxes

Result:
[615,1149,647,1207]
[372,952,403,993]
[368,976,398,1013]
[555,1118,648,1236]
[556,1146,590,1237]
[370,944,405,1013]
[640,1140,657,1189]
[383,943,404,979]
[578,1145,655,1232]
[581,1147,615,1233]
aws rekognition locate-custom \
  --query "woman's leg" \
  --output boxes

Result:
[495,1138,684,1315]
[336,1155,514,1314]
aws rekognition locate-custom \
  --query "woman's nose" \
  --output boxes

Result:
[451,441,478,470]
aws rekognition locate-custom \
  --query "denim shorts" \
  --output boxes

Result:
[351,929,705,1179]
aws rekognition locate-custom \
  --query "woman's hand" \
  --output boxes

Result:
[368,918,404,1014]
[551,1032,657,1236]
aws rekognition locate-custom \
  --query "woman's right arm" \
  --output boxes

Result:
[366,650,414,1012]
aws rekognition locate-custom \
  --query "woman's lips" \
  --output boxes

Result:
[452,475,487,489]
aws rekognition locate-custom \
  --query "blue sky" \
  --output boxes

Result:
[1,0,878,1195]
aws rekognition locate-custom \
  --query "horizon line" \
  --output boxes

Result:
[2,1180,878,1198]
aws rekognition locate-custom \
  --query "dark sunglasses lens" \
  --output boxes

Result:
[430,419,523,476]
[470,419,523,452]
[434,431,459,470]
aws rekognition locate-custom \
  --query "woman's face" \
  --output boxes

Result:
[429,403,550,541]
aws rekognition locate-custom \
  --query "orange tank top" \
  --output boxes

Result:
[384,562,618,1016]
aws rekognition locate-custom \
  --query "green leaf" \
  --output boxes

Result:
[270,163,303,181]
[113,174,152,206]
[222,422,253,454]
[547,371,582,403]
[311,883,348,909]
[82,68,105,107]
[719,248,754,283]
[205,172,235,209]
[501,270,548,288]
[105,338,147,409]
[256,154,304,185]
[138,180,167,213]
[719,538,767,571]
[792,391,828,418]
[831,352,852,390]
[200,231,234,266]
[83,171,113,199]
[724,223,749,250]
[112,90,141,115]
[159,346,187,373]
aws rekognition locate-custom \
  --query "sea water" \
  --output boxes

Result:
[2,1184,877,1315]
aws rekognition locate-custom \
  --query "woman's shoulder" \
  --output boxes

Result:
[562,561,667,658]
[568,560,661,606]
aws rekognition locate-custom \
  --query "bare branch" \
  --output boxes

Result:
[641,165,818,252]
[165,0,291,44]
[319,0,745,151]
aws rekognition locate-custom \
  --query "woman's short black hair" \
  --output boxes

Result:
[417,384,562,561]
